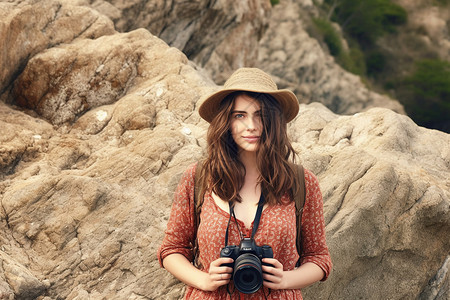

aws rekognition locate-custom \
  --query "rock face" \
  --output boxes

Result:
[89,0,406,116]
[12,28,183,126]
[0,0,114,96]
[256,0,405,115]
[90,0,271,85]
[389,0,450,62]
[289,103,449,299]
[0,1,449,300]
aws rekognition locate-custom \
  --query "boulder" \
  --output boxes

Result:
[0,0,114,95]
[0,251,48,300]
[11,28,189,126]
[90,0,271,84]
[290,103,450,299]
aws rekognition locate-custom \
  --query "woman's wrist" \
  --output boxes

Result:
[163,254,208,291]
[197,270,212,291]
[283,262,325,289]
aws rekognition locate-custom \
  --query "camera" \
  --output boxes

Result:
[220,238,273,294]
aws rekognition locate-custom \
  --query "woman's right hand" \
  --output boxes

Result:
[202,257,234,291]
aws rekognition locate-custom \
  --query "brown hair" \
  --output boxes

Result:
[200,92,300,205]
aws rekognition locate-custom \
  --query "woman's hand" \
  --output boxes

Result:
[262,259,326,290]
[262,258,285,290]
[202,257,234,291]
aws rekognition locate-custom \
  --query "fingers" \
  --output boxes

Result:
[205,257,234,291]
[262,258,284,289]
[210,258,233,275]
[216,272,232,281]
[262,258,282,268]
[211,257,234,267]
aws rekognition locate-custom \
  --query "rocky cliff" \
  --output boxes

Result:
[256,0,406,115]
[0,1,449,299]
[87,0,406,116]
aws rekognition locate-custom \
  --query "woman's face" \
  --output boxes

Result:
[230,94,263,153]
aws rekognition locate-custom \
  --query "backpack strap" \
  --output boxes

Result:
[193,160,205,267]
[294,164,306,267]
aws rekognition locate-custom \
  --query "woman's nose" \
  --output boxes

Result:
[245,116,258,131]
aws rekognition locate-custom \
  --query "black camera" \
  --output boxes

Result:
[220,238,273,294]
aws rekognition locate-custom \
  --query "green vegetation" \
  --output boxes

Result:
[365,51,386,76]
[313,0,407,76]
[311,0,450,132]
[396,59,450,130]
[312,18,366,75]
[434,0,449,5]
[312,18,341,56]
[325,0,407,47]
[270,0,280,6]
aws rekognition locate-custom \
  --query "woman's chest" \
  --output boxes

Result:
[197,194,297,259]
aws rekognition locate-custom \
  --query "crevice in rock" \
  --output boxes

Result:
[419,255,450,300]
[404,188,427,216]
[4,149,25,176]
[73,15,100,41]
[0,200,11,230]
[41,3,62,34]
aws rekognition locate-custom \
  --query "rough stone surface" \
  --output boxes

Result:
[0,0,114,96]
[289,103,450,299]
[11,28,187,126]
[89,0,406,116]
[90,0,271,84]
[390,0,450,62]
[0,1,449,299]
[256,0,405,115]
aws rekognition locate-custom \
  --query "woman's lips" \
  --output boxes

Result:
[242,136,260,143]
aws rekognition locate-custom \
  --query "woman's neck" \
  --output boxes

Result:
[239,151,259,178]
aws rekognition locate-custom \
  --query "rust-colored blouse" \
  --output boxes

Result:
[158,163,332,299]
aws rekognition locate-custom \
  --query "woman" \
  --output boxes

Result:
[158,68,332,299]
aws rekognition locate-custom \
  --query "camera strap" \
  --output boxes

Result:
[224,193,265,246]
[251,193,265,239]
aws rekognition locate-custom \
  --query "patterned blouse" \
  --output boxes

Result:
[158,163,332,299]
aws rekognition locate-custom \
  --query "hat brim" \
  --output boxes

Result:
[199,88,299,123]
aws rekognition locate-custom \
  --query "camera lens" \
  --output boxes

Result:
[233,253,263,294]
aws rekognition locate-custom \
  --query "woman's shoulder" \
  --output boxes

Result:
[303,168,319,184]
[185,161,199,175]
[176,162,199,187]
[302,167,322,202]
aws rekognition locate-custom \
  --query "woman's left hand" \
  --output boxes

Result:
[262,258,285,290]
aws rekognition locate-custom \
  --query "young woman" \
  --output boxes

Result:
[158,68,332,299]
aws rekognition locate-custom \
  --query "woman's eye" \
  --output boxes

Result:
[234,113,244,119]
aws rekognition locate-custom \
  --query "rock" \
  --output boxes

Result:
[290,103,449,299]
[419,255,450,300]
[11,28,181,126]
[0,251,47,299]
[257,0,406,115]
[389,0,450,62]
[90,0,271,84]
[0,0,114,95]
[0,102,54,176]
[87,0,406,115]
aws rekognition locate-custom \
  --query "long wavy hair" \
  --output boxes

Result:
[199,91,300,205]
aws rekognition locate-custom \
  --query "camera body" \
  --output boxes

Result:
[220,238,273,294]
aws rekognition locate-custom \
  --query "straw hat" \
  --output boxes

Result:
[198,68,299,123]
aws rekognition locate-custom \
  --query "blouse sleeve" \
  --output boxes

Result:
[157,163,197,267]
[300,169,333,280]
